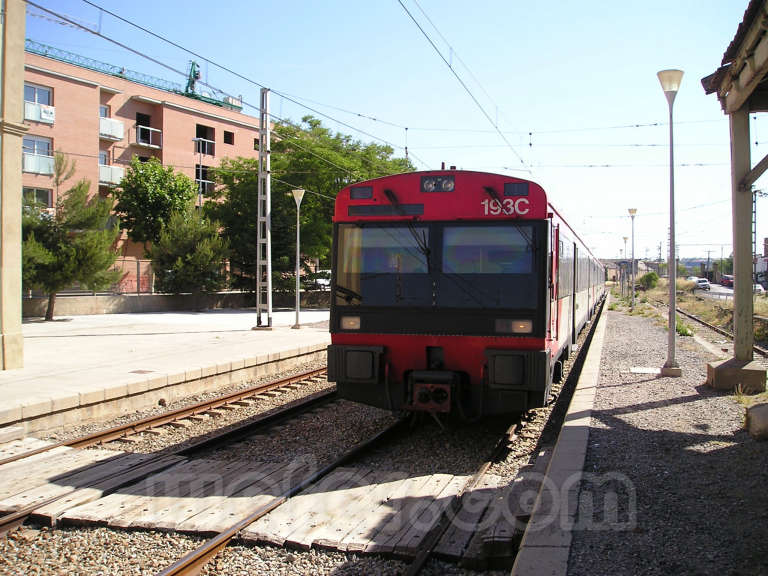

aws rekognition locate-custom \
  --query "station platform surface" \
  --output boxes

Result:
[513,299,768,576]
[0,309,331,436]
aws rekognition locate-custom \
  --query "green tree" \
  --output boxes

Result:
[114,157,197,253]
[149,210,230,294]
[53,148,76,201]
[22,180,120,320]
[270,116,413,273]
[206,156,260,291]
[210,116,413,293]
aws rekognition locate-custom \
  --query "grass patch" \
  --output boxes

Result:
[734,387,768,408]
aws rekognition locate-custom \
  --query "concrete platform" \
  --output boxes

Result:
[0,309,330,435]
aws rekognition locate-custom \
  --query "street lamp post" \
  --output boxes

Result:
[192,138,203,217]
[291,189,305,330]
[629,209,637,308]
[623,236,628,296]
[658,69,684,377]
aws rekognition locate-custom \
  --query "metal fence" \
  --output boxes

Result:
[111,258,154,294]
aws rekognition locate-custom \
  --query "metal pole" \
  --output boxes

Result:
[294,203,300,329]
[291,189,304,330]
[198,144,203,218]
[630,211,636,308]
[663,94,680,375]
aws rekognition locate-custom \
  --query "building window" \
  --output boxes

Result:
[99,150,109,165]
[195,124,215,155]
[138,156,150,163]
[24,83,52,105]
[23,187,52,207]
[22,135,52,156]
[253,137,259,150]
[99,104,110,118]
[224,131,234,145]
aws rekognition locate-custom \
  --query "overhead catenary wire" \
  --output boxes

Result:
[63,0,724,172]
[76,0,429,170]
[28,1,422,179]
[396,0,530,172]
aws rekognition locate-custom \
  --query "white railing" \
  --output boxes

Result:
[194,138,215,156]
[135,125,162,148]
[99,117,124,141]
[24,101,55,124]
[99,164,124,185]
[22,152,55,175]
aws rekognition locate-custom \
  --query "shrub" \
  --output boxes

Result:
[638,271,659,290]
[150,210,229,294]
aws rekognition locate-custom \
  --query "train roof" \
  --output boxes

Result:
[335,170,602,265]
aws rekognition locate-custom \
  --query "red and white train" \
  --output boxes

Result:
[326,170,604,417]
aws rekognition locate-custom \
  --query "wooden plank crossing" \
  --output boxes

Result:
[0,437,55,460]
[433,474,502,560]
[241,468,469,557]
[0,452,156,512]
[32,454,185,527]
[0,447,125,506]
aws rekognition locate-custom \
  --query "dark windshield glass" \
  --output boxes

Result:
[336,225,432,307]
[335,222,540,309]
[437,224,538,309]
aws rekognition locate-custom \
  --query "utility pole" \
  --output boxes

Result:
[255,88,273,328]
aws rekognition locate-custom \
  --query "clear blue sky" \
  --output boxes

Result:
[26,0,756,261]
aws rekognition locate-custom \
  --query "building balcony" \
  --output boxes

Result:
[99,117,124,141]
[24,101,55,124]
[22,152,55,175]
[133,125,162,149]
[194,138,215,156]
[99,164,124,186]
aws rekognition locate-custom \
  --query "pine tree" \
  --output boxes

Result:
[22,180,121,320]
[149,210,229,294]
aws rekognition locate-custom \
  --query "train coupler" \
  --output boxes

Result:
[407,370,460,413]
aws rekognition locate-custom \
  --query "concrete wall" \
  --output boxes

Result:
[22,291,331,318]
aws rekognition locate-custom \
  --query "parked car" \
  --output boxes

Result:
[696,278,711,291]
[721,274,734,287]
[312,270,331,290]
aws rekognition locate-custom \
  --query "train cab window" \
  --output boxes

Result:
[442,226,533,274]
[335,224,431,307]
[438,223,540,309]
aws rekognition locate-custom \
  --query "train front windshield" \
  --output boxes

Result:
[335,222,541,309]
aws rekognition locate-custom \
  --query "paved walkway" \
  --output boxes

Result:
[513,298,768,576]
[0,309,330,433]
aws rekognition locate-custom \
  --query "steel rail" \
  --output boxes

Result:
[155,416,410,576]
[0,367,327,467]
[0,388,337,538]
[652,299,768,358]
[405,295,606,574]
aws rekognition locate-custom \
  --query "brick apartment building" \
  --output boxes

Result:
[21,40,261,291]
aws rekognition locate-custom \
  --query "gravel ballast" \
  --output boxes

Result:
[567,307,768,576]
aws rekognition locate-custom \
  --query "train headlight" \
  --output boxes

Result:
[341,316,361,330]
[495,319,532,334]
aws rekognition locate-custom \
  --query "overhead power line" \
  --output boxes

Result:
[78,0,430,170]
[27,2,412,179]
[396,0,529,172]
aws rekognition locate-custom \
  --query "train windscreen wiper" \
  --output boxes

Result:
[335,285,363,304]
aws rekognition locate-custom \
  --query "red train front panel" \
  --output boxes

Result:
[327,170,587,417]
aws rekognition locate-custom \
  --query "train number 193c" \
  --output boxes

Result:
[480,198,530,216]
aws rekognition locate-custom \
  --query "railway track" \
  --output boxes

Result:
[156,417,409,576]
[0,367,328,467]
[652,299,768,357]
[0,368,334,537]
[0,301,605,573]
